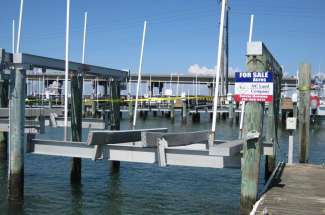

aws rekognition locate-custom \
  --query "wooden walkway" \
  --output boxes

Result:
[254,164,325,215]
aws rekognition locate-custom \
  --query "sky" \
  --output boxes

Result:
[0,0,325,77]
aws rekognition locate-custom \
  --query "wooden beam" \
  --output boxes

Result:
[298,64,311,163]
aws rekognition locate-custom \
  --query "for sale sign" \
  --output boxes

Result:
[234,71,273,102]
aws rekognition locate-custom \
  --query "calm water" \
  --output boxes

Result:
[1,112,325,215]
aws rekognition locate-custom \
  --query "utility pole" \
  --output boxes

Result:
[224,3,229,95]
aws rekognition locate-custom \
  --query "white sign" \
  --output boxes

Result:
[286,117,297,130]
[234,71,273,102]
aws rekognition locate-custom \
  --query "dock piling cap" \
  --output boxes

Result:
[245,130,260,141]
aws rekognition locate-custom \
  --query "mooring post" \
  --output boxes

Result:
[91,80,96,117]
[0,78,9,161]
[240,102,264,215]
[170,100,175,122]
[228,99,234,120]
[110,80,121,171]
[265,70,281,182]
[102,81,110,127]
[298,64,311,163]
[181,100,187,124]
[240,41,283,214]
[70,71,83,183]
[128,95,133,123]
[8,67,26,201]
[0,49,9,161]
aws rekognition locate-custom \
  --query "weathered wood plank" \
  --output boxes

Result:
[254,164,325,215]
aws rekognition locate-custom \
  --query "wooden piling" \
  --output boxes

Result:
[8,68,26,201]
[110,81,121,171]
[240,41,283,214]
[128,99,133,123]
[265,70,281,182]
[181,100,187,124]
[240,102,264,215]
[298,64,311,163]
[228,100,234,120]
[70,72,83,183]
[91,100,96,117]
[170,101,175,122]
[192,111,200,123]
[0,50,9,160]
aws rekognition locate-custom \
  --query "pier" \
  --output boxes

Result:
[253,164,325,215]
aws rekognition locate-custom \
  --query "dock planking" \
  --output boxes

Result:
[254,164,325,215]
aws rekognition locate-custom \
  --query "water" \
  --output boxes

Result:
[1,113,325,215]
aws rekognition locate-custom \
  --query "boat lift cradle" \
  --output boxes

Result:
[26,128,274,169]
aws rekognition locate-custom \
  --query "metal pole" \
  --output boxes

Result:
[16,0,24,53]
[82,11,88,64]
[133,21,147,128]
[248,14,254,43]
[12,20,15,54]
[64,0,70,129]
[224,6,229,95]
[288,131,293,164]
[81,11,88,106]
[239,14,254,138]
[209,0,227,147]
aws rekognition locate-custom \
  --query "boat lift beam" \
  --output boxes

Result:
[27,129,273,169]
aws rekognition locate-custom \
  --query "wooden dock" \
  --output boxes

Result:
[253,164,325,215]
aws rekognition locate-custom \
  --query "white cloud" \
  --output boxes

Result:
[188,64,241,77]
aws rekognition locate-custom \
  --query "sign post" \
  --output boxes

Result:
[286,117,297,164]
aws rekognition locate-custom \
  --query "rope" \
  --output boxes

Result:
[297,85,311,91]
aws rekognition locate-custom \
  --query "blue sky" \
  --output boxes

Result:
[0,0,324,76]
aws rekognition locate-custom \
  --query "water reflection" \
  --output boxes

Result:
[70,183,84,215]
[107,163,122,215]
[7,200,23,215]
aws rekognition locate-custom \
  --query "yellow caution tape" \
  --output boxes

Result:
[25,96,216,104]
